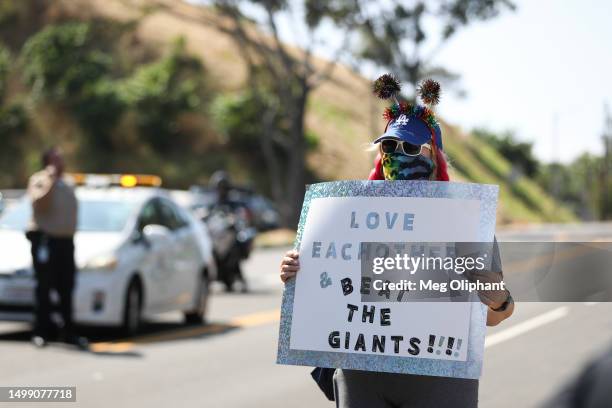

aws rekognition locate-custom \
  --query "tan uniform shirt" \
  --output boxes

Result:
[27,167,78,237]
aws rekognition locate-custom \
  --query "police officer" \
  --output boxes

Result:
[26,147,87,349]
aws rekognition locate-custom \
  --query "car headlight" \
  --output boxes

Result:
[82,254,118,271]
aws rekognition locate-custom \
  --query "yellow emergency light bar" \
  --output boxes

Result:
[67,173,162,188]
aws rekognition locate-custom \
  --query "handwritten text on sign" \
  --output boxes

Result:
[289,196,481,361]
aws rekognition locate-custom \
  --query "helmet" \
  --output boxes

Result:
[209,170,231,190]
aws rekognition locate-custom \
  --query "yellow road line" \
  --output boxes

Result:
[89,342,136,353]
[133,323,234,345]
[229,309,280,327]
[89,310,281,353]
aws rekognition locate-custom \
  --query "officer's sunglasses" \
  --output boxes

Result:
[380,139,431,156]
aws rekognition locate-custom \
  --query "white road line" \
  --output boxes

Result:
[584,302,599,306]
[485,306,569,349]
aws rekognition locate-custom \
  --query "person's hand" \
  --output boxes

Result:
[280,250,300,283]
[456,240,508,309]
[464,268,509,309]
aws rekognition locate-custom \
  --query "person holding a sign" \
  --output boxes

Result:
[279,75,514,408]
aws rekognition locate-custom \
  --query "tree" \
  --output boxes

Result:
[534,106,612,221]
[538,155,600,220]
[190,0,356,225]
[151,0,515,226]
[212,88,319,197]
[473,128,539,178]
[356,1,515,93]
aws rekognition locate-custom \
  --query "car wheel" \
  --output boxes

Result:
[184,270,209,325]
[122,279,142,336]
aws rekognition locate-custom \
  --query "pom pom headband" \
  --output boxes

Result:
[372,74,441,107]
[372,74,402,102]
[417,79,441,106]
[382,102,439,129]
[373,74,441,130]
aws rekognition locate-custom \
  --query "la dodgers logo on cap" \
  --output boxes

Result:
[395,114,410,126]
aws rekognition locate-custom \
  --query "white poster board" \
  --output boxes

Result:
[277,180,499,379]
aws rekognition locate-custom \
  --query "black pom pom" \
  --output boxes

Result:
[417,79,441,106]
[372,74,401,100]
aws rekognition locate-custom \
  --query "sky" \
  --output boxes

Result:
[432,0,612,163]
[191,0,612,163]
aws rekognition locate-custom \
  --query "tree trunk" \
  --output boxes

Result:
[282,89,308,228]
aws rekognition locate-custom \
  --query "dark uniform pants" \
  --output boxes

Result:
[27,231,76,338]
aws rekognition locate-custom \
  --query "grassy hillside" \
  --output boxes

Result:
[441,122,575,223]
[1,0,576,224]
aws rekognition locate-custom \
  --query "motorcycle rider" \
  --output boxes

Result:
[209,171,251,292]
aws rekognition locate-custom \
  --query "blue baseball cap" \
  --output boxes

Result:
[373,113,443,150]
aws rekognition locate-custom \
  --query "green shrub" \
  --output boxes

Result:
[0,44,9,97]
[72,79,125,147]
[0,102,26,135]
[120,40,205,151]
[21,22,110,99]
[212,91,266,148]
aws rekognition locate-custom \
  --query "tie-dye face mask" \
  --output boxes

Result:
[381,152,435,180]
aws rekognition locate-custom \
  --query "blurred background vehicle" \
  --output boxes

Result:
[0,174,216,335]
[174,178,280,292]
[187,186,280,232]
[187,171,257,292]
[0,190,26,214]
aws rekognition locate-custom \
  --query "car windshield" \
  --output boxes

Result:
[0,199,136,232]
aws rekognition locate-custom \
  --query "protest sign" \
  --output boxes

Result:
[277,180,499,379]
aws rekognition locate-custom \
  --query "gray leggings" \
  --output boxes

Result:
[333,369,479,408]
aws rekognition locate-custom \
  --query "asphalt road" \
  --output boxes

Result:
[0,223,611,407]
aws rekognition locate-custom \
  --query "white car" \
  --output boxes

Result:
[0,176,216,334]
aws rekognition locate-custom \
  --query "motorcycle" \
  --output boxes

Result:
[196,203,257,292]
